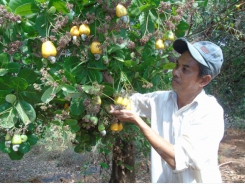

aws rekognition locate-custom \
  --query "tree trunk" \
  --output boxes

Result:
[109,137,136,183]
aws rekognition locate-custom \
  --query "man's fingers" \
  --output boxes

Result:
[110,105,115,111]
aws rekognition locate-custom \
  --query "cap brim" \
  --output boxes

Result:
[173,38,209,68]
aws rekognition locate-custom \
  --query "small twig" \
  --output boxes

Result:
[219,161,238,167]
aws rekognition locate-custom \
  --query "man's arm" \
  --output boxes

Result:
[110,106,176,169]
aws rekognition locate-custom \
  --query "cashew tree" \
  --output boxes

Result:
[0,0,199,182]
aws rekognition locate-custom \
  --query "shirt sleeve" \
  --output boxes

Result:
[129,92,157,118]
[173,105,224,172]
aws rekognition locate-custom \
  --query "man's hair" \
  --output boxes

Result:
[198,62,212,78]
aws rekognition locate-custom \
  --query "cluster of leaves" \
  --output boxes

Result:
[0,0,196,160]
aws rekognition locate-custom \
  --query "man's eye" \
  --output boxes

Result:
[183,68,189,72]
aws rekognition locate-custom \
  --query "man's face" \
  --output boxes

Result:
[172,51,203,95]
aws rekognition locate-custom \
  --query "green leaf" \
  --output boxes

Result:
[139,3,152,12]
[18,68,38,83]
[107,41,128,54]
[35,15,46,37]
[124,60,138,67]
[74,144,85,153]
[51,120,61,125]
[88,60,108,70]
[175,21,189,38]
[65,119,77,126]
[41,86,61,103]
[163,62,176,70]
[113,50,125,62]
[15,3,40,16]
[0,53,10,67]
[70,124,80,133]
[142,48,152,61]
[0,90,9,104]
[6,62,21,73]
[0,102,12,113]
[8,151,24,160]
[139,11,155,35]
[198,0,208,7]
[63,56,81,72]
[36,0,46,2]
[0,77,11,90]
[19,142,31,154]
[18,100,36,122]
[27,134,38,145]
[60,84,76,93]
[99,148,110,155]
[20,86,42,103]
[63,69,76,84]
[83,134,90,142]
[0,69,8,76]
[0,141,4,152]
[66,92,83,99]
[9,77,28,92]
[123,163,133,171]
[82,85,99,94]
[49,0,69,13]
[15,102,30,124]
[128,0,143,17]
[0,109,17,129]
[101,83,115,97]
[22,20,36,34]
[8,0,35,12]
[88,70,103,83]
[100,162,109,169]
[70,97,86,116]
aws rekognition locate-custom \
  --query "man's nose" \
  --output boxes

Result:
[172,67,180,77]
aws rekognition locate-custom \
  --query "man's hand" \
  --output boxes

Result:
[109,105,140,124]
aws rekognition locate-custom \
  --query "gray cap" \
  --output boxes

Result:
[173,37,224,79]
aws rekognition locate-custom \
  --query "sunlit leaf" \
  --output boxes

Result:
[49,0,69,13]
[41,86,61,103]
[15,3,40,16]
[0,109,17,129]
[0,69,8,76]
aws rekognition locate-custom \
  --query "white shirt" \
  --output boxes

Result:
[130,90,224,183]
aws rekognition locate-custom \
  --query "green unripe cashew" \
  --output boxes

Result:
[11,134,22,145]
[5,132,11,141]
[47,6,56,14]
[5,94,17,104]
[21,135,28,142]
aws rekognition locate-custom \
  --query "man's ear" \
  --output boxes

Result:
[200,75,212,87]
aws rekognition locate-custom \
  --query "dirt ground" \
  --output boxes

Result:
[0,128,244,183]
[218,128,245,183]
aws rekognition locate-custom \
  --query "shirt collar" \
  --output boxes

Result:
[169,89,206,103]
[169,89,206,115]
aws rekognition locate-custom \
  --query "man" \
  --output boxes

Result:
[110,37,224,183]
